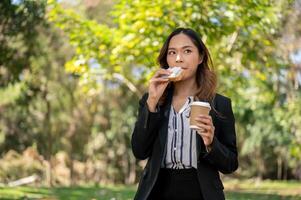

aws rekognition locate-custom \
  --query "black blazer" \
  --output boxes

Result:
[131,88,238,200]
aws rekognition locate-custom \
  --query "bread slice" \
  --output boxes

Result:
[167,67,183,82]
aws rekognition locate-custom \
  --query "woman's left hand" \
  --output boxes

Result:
[195,114,215,149]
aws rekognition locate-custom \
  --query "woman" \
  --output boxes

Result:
[131,28,238,200]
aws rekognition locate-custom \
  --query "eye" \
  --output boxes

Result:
[184,49,192,54]
[168,51,176,55]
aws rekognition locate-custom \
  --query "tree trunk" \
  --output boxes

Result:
[43,81,53,187]
[283,156,288,180]
[45,160,52,186]
[127,153,136,184]
[277,157,282,179]
[70,156,75,186]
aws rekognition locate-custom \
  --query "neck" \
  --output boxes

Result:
[173,77,198,98]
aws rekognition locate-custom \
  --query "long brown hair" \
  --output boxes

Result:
[157,28,217,105]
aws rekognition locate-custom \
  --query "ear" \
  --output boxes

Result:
[198,55,204,64]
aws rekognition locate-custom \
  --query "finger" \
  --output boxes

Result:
[196,130,214,141]
[197,131,210,138]
[195,123,213,132]
[155,69,171,78]
[195,117,212,125]
[195,130,211,141]
[196,115,212,121]
[150,77,170,83]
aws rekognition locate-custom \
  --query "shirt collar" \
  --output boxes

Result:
[174,96,194,114]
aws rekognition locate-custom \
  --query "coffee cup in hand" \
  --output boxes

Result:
[190,101,211,130]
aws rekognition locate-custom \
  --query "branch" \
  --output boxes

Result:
[227,31,239,52]
[112,73,142,97]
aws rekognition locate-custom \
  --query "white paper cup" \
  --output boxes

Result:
[190,101,211,130]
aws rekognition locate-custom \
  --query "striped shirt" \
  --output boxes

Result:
[161,96,198,169]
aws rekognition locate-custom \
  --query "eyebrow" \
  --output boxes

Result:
[168,45,194,50]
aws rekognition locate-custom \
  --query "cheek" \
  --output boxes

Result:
[182,66,198,80]
[192,60,201,72]
[187,67,198,76]
[188,57,199,70]
[167,56,174,66]
[191,55,201,67]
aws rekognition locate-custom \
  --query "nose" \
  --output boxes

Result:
[176,53,183,63]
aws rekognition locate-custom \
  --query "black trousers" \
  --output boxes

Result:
[148,168,204,200]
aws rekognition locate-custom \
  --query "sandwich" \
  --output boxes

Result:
[165,66,183,82]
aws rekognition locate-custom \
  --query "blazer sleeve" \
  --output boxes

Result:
[203,96,238,174]
[131,93,163,160]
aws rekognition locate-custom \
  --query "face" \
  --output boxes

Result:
[167,33,202,81]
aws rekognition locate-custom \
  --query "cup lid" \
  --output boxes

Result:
[191,101,211,109]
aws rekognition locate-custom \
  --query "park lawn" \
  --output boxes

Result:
[0,180,300,200]
[0,184,136,200]
[224,179,301,200]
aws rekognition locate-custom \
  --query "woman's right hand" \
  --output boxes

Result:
[146,68,171,112]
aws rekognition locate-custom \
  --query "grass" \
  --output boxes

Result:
[224,179,301,200]
[0,185,136,200]
[0,180,300,200]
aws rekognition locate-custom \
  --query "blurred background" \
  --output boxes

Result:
[0,0,301,199]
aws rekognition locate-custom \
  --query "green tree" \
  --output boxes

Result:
[0,0,46,85]
[48,0,301,182]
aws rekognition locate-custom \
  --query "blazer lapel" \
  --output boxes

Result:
[159,86,173,148]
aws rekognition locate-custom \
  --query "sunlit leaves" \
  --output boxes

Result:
[46,0,301,180]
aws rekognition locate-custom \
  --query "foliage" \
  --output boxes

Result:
[0,0,301,186]
[47,0,301,181]
[0,0,46,85]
